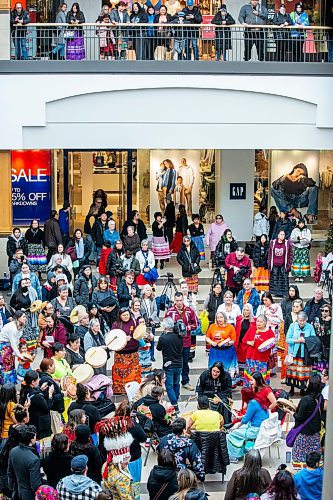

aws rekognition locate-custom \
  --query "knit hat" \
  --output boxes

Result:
[55,273,68,284]
[280,208,288,213]
[87,302,98,312]
[75,424,91,443]
[96,417,134,471]
[47,271,56,282]
[71,454,88,472]
[35,485,59,500]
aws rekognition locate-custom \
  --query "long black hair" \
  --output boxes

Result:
[306,374,322,398]
[236,449,264,496]
[266,470,298,500]
[0,384,17,435]
[286,285,300,302]
[209,361,226,382]
[19,370,39,405]
[70,2,81,14]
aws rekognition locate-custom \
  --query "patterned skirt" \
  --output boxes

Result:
[112,351,142,394]
[27,243,47,272]
[0,341,16,384]
[192,236,205,260]
[269,265,289,297]
[152,236,170,260]
[291,247,311,278]
[244,358,270,387]
[185,275,199,293]
[252,267,270,292]
[66,33,85,60]
[209,346,240,388]
[286,356,312,390]
[292,432,321,469]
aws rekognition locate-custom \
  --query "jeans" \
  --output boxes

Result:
[14,36,28,60]
[185,38,199,60]
[271,185,318,216]
[173,39,186,60]
[165,367,182,405]
[182,347,190,385]
[327,31,333,63]
[52,43,65,58]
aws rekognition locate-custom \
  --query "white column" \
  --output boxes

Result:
[216,150,255,241]
[0,11,10,60]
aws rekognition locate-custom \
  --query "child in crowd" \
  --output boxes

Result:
[99,240,112,277]
[63,409,87,444]
[16,339,32,382]
[97,14,116,60]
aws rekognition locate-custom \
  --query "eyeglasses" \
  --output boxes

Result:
[322,309,330,312]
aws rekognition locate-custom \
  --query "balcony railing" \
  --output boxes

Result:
[10,23,332,63]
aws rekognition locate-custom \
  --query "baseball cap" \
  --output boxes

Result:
[71,454,88,472]
[187,0,194,5]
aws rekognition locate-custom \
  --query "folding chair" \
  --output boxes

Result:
[125,381,140,403]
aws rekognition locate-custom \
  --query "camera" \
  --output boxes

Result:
[232,266,250,285]
[20,255,25,261]
[167,272,174,283]
[174,319,187,337]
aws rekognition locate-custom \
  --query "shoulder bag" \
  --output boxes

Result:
[286,396,322,447]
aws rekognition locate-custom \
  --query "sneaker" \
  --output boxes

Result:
[288,388,295,396]
[230,457,239,464]
[174,404,180,414]
[182,383,194,391]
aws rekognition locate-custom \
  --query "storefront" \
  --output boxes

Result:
[1,148,332,238]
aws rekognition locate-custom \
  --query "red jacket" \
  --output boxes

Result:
[165,305,199,348]
[40,323,67,358]
[224,252,251,288]
[242,324,275,363]
[99,248,112,276]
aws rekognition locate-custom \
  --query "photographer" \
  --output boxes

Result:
[224,247,251,297]
[117,270,140,308]
[165,292,199,392]
[157,317,183,411]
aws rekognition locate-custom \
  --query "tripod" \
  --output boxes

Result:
[160,274,179,303]
[211,268,225,291]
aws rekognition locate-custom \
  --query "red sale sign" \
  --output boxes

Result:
[202,15,215,40]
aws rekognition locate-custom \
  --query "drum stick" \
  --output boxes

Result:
[184,394,198,409]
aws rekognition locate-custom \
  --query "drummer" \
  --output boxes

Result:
[242,314,276,388]
[111,307,141,395]
[83,318,108,376]
[196,362,233,426]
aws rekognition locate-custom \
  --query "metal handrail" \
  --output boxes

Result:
[12,22,333,29]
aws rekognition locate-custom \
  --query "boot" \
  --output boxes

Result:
[160,261,164,270]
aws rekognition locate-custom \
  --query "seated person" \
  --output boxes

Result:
[158,417,205,482]
[133,386,171,438]
[294,451,323,500]
[196,362,232,425]
[186,396,223,433]
[226,389,268,463]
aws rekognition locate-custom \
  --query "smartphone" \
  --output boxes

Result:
[286,451,291,463]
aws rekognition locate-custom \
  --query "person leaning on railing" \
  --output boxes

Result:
[10,2,30,60]
[110,1,130,60]
[50,2,67,60]
[272,5,293,62]
[182,0,203,61]
[129,2,149,60]
[211,4,235,61]
[290,2,309,62]
[65,2,86,61]
[238,0,268,61]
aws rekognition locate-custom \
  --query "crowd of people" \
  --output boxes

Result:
[10,0,326,62]
[0,187,330,499]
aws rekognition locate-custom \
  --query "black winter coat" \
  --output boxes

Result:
[117,279,140,308]
[24,228,45,245]
[175,214,188,235]
[214,237,238,267]
[206,292,224,323]
[19,387,53,439]
[164,201,176,228]
[252,241,269,269]
[6,235,28,262]
[8,445,42,500]
[122,219,147,241]
[211,11,235,48]
[177,242,201,278]
[42,451,72,489]
[67,400,102,434]
[272,218,293,240]
[272,12,292,39]
[39,371,65,413]
[69,441,103,484]
[44,218,63,249]
[106,250,124,278]
[196,369,232,401]
[74,271,98,307]
[147,465,178,500]
[91,220,108,248]
[192,431,230,475]
[181,6,202,36]
[133,395,171,438]
[123,234,141,254]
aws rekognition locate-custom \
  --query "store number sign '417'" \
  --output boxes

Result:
[11,150,51,225]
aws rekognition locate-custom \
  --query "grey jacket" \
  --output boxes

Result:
[8,444,42,500]
[238,4,268,25]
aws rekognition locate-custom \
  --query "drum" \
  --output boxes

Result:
[133,323,146,341]
[258,338,275,352]
[72,363,94,384]
[85,347,108,368]
[276,398,297,413]
[70,305,87,324]
[30,300,43,313]
[105,329,127,351]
